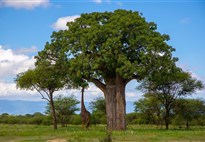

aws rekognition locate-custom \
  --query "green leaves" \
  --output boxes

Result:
[15,69,36,91]
[35,9,178,87]
[15,58,71,96]
[66,10,174,80]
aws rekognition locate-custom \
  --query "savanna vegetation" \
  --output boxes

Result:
[15,9,183,131]
[0,124,205,142]
[1,95,205,141]
[1,96,205,128]
[5,9,204,141]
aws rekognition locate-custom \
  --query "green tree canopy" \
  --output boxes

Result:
[36,9,178,130]
[174,98,205,128]
[90,97,106,114]
[89,97,106,124]
[46,95,79,127]
[134,94,163,125]
[15,60,71,130]
[138,62,204,129]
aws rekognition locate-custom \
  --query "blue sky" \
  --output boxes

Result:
[0,0,205,102]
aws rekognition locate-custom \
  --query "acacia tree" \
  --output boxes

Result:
[89,97,106,124]
[46,95,79,127]
[15,60,70,130]
[134,94,163,126]
[37,9,177,130]
[174,98,205,128]
[90,97,106,115]
[138,65,204,129]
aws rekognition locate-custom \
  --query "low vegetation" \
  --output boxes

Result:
[8,8,205,141]
[1,96,205,128]
[0,124,205,142]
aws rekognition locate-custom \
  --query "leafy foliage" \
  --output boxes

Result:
[134,94,163,125]
[35,9,178,130]
[173,98,205,128]
[0,113,52,125]
[46,95,79,126]
[137,64,204,129]
[89,97,106,124]
[15,60,72,130]
[15,60,71,101]
[36,9,177,86]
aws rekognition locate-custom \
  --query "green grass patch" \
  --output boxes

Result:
[0,124,205,142]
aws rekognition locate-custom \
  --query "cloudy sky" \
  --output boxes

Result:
[0,0,205,102]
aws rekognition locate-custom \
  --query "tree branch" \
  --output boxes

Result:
[33,85,50,102]
[90,78,106,95]
[124,74,140,85]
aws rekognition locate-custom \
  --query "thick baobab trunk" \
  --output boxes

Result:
[91,74,127,131]
[50,97,57,130]
[105,76,126,130]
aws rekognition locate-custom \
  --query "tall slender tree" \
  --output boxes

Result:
[15,60,71,130]
[46,95,79,127]
[174,98,205,128]
[138,64,204,129]
[134,94,163,126]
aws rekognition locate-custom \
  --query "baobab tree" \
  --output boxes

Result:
[36,9,177,130]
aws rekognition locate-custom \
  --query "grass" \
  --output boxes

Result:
[0,124,205,142]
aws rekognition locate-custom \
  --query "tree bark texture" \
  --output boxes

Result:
[91,74,127,130]
[104,75,126,130]
[50,96,58,130]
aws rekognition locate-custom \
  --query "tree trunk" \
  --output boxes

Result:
[157,112,160,127]
[165,120,169,130]
[105,75,126,130]
[186,120,189,129]
[50,96,57,130]
[164,109,170,130]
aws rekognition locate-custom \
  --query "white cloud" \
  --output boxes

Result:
[126,91,142,102]
[177,63,204,80]
[189,71,201,80]
[90,0,111,3]
[0,45,35,79]
[126,92,136,97]
[52,15,80,30]
[0,82,39,99]
[176,63,205,100]
[55,83,104,102]
[0,45,141,102]
[56,83,141,102]
[1,0,50,10]
[116,1,122,6]
[0,45,38,100]
[15,46,38,54]
[0,45,103,101]
[91,0,102,3]
[180,17,190,24]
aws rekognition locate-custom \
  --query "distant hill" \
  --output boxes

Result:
[0,100,135,115]
[0,100,47,115]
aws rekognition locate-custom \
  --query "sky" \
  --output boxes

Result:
[0,0,205,103]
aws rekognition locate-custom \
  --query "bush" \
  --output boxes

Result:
[126,113,139,124]
[42,116,52,125]
[70,115,81,125]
